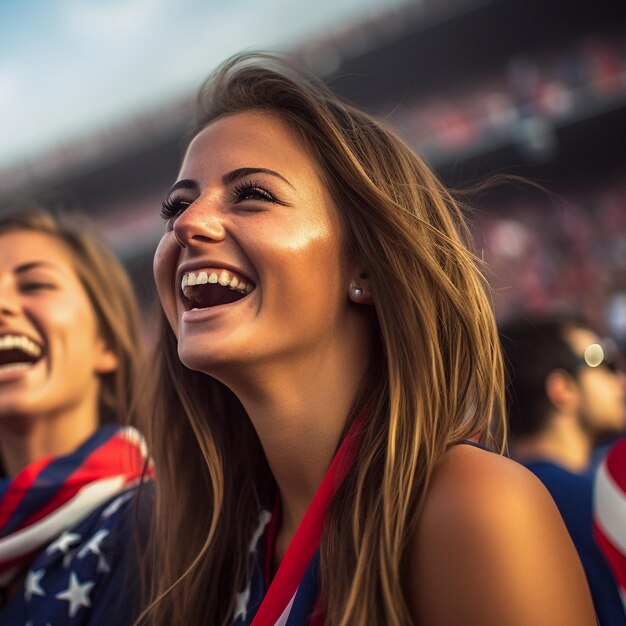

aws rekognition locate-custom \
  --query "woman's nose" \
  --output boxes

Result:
[172,199,226,248]
[0,287,20,318]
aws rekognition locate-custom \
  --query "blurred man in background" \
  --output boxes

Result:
[501,316,626,626]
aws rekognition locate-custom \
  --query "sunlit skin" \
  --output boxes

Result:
[154,111,374,552]
[154,112,596,625]
[411,443,597,625]
[0,231,118,477]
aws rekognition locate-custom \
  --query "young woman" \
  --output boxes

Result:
[143,53,596,626]
[0,210,149,624]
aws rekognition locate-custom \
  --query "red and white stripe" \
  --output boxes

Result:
[0,427,150,580]
[0,476,130,565]
[249,417,363,626]
[594,438,626,611]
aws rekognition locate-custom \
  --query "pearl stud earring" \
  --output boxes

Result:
[351,284,363,298]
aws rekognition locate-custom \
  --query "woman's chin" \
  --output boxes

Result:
[177,343,242,378]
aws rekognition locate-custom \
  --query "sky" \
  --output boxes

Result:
[0,0,410,170]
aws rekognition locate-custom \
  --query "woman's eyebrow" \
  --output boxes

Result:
[222,167,294,189]
[167,179,199,196]
[15,261,61,274]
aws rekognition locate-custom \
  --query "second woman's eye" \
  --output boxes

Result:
[160,196,192,228]
[20,282,56,292]
[231,180,277,204]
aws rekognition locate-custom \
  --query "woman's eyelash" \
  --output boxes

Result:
[21,282,56,291]
[160,196,191,222]
[160,183,280,224]
[231,180,277,203]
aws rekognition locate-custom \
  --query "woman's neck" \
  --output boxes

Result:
[228,329,372,545]
[0,400,100,477]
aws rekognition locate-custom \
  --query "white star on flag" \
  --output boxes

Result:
[101,490,134,519]
[233,509,272,622]
[96,553,111,574]
[63,548,79,569]
[55,572,95,618]
[77,529,109,559]
[248,509,272,553]
[234,586,250,622]
[24,569,46,602]
[46,531,82,556]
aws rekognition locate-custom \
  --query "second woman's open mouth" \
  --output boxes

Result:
[0,333,45,378]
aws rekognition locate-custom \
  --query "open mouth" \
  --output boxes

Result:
[0,334,44,374]
[180,268,255,310]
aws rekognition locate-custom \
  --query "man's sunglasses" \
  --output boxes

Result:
[576,340,622,374]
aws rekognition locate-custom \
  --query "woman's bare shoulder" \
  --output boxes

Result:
[423,443,547,514]
[407,444,596,626]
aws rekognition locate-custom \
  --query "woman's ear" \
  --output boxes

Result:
[348,270,374,305]
[94,338,119,374]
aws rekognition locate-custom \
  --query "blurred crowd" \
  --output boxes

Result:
[476,173,626,344]
[396,35,626,163]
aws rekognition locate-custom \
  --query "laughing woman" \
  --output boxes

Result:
[143,53,596,626]
[0,210,148,625]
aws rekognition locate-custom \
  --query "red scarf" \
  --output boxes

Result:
[249,417,363,626]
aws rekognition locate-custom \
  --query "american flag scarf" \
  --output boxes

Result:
[234,417,362,626]
[594,437,626,612]
[0,425,149,589]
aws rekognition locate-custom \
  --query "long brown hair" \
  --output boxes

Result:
[141,53,506,626]
[0,209,144,425]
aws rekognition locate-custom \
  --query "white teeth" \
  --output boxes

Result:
[0,362,33,374]
[0,334,42,358]
[180,269,253,297]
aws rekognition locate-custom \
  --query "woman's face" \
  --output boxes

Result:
[0,230,117,421]
[154,111,358,376]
